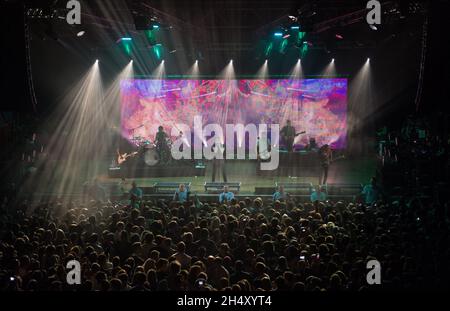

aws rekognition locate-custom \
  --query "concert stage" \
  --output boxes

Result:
[12,154,372,202]
[16,153,376,201]
[99,155,376,195]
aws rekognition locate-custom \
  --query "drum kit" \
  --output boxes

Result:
[129,136,172,166]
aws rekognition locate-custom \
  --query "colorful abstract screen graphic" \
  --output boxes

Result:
[120,79,347,149]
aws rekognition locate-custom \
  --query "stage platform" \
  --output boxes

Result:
[16,155,377,202]
[99,156,376,195]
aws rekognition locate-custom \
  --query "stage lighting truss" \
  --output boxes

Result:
[263,1,429,37]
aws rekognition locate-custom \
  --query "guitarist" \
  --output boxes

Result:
[318,144,333,185]
[318,145,346,185]
[319,144,343,185]
[280,120,304,153]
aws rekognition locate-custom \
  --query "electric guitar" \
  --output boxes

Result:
[282,131,306,142]
[320,154,346,167]
[330,155,346,163]
[117,151,138,165]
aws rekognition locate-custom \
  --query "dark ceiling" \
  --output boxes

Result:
[25,0,427,55]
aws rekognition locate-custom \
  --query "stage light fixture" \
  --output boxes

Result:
[369,24,378,30]
[332,58,335,62]
[264,42,273,58]
[152,44,163,60]
[77,30,85,37]
[279,38,289,54]
[335,34,343,39]
[119,37,133,56]
[274,32,283,37]
[291,25,300,30]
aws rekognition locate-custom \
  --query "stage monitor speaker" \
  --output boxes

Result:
[275,182,313,195]
[141,187,155,195]
[153,182,191,194]
[204,182,241,194]
[326,183,363,196]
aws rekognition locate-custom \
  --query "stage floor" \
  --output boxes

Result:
[98,156,377,194]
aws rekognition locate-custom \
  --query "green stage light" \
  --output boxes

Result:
[119,37,132,55]
[145,30,157,45]
[295,32,309,58]
[153,44,163,60]
[300,41,309,58]
[297,32,306,42]
[279,38,288,54]
[264,42,273,57]
[123,43,131,55]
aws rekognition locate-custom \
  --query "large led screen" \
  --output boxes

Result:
[120,79,347,149]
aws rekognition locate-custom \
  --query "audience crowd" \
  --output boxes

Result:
[1,188,449,291]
